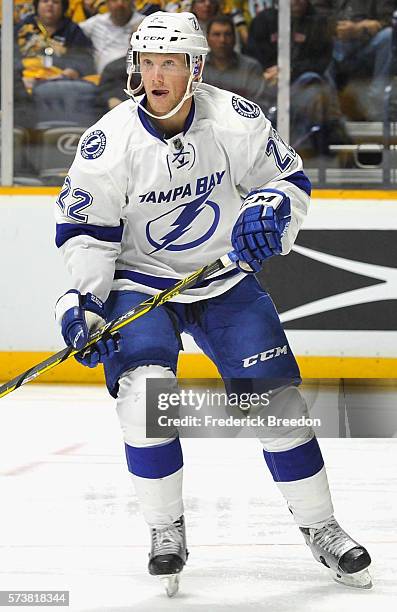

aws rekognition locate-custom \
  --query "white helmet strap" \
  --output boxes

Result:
[124,67,197,121]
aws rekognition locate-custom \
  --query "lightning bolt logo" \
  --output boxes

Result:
[146,189,220,253]
[155,200,205,249]
[81,130,106,160]
[85,136,102,152]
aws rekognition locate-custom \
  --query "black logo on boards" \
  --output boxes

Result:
[260,230,397,330]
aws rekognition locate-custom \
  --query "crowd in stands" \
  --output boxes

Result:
[16,0,95,90]
[2,0,397,166]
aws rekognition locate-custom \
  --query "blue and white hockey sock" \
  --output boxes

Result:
[263,437,334,527]
[125,437,184,528]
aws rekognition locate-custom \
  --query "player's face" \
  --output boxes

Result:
[140,53,191,117]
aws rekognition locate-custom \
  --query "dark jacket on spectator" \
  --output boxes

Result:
[203,52,272,114]
[98,57,140,113]
[310,0,394,27]
[246,3,333,81]
[98,57,128,111]
[16,13,94,78]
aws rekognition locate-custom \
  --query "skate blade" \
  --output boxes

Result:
[333,568,372,589]
[159,573,180,597]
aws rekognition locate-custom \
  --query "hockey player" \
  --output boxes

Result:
[54,11,372,596]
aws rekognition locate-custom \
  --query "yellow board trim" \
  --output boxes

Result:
[312,190,397,200]
[1,352,397,386]
[1,187,397,199]
[0,187,60,196]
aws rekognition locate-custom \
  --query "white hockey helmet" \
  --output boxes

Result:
[125,11,209,120]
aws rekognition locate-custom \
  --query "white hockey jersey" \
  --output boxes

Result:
[55,83,310,303]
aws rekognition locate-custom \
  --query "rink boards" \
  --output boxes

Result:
[0,187,396,381]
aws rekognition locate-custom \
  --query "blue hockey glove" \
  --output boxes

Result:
[55,290,120,368]
[231,189,291,273]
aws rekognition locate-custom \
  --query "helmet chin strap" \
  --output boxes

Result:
[124,70,196,120]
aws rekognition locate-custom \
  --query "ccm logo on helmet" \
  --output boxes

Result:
[143,35,165,40]
[242,345,288,368]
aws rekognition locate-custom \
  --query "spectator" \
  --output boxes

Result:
[67,0,108,22]
[80,0,144,75]
[0,31,34,128]
[324,0,394,119]
[191,0,219,36]
[246,0,333,82]
[247,0,350,153]
[97,55,140,111]
[215,1,249,47]
[16,0,95,91]
[97,56,128,112]
[0,0,107,24]
[203,15,271,113]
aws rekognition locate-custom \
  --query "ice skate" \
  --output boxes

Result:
[148,515,188,597]
[300,516,372,589]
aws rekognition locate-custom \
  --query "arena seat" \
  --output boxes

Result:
[0,125,43,183]
[31,126,85,185]
[32,79,100,129]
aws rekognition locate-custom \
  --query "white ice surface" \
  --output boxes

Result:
[0,384,396,611]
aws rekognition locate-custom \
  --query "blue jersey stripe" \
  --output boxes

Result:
[55,221,124,248]
[283,170,312,196]
[114,267,240,290]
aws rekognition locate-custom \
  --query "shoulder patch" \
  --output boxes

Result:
[231,96,261,119]
[81,130,107,160]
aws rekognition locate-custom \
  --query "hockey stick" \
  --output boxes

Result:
[0,253,236,400]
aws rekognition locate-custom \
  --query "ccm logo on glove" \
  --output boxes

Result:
[231,189,291,273]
